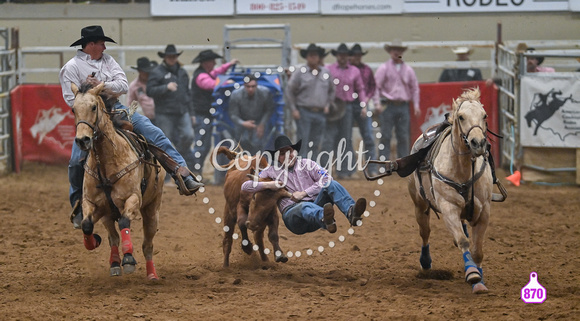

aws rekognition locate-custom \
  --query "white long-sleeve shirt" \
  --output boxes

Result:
[59,50,128,107]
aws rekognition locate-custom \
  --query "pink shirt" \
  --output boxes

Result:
[241,158,332,213]
[374,59,420,111]
[535,66,555,73]
[195,62,233,90]
[328,62,367,103]
[128,77,155,119]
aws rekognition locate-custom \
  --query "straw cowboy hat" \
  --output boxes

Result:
[192,49,223,63]
[70,25,116,47]
[326,98,347,122]
[384,39,408,52]
[266,135,302,156]
[158,44,183,58]
[131,57,158,73]
[331,43,351,56]
[300,43,325,59]
[452,47,473,55]
[350,44,368,56]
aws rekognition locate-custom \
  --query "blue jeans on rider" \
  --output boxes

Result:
[281,180,355,235]
[378,103,410,161]
[68,102,187,208]
[191,114,214,176]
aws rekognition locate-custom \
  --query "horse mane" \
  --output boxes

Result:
[449,87,482,122]
[78,82,133,131]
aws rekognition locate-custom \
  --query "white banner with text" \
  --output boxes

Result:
[404,0,569,13]
[321,0,403,15]
[151,0,234,16]
[236,0,319,14]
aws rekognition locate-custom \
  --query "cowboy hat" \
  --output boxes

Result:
[319,46,330,58]
[158,44,183,58]
[192,49,223,63]
[331,43,350,56]
[266,135,302,156]
[349,43,367,56]
[452,47,473,55]
[131,57,158,73]
[384,39,408,52]
[326,98,347,122]
[300,43,324,59]
[70,25,116,47]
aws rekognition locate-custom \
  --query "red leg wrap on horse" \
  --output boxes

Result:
[109,245,121,265]
[121,228,133,254]
[83,234,99,251]
[146,260,158,280]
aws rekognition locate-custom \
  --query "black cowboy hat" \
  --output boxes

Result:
[131,57,158,73]
[70,25,116,47]
[331,43,351,56]
[158,44,183,58]
[526,47,544,65]
[266,135,302,156]
[350,43,368,56]
[300,43,324,59]
[318,46,330,58]
[192,49,223,63]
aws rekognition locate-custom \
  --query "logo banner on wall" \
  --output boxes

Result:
[151,0,234,16]
[320,0,403,15]
[236,0,319,14]
[520,74,580,148]
[403,0,569,13]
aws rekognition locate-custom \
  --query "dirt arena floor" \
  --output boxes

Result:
[0,162,578,320]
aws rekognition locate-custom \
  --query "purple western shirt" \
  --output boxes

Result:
[241,158,332,214]
[374,59,420,111]
[328,62,367,103]
[354,62,376,99]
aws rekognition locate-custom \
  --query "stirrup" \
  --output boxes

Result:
[173,166,202,196]
[363,160,398,181]
[491,179,508,202]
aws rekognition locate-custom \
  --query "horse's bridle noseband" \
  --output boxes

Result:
[452,100,488,156]
[74,100,103,140]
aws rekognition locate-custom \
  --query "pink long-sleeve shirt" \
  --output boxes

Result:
[328,62,367,103]
[195,62,233,90]
[373,59,420,111]
[241,158,332,214]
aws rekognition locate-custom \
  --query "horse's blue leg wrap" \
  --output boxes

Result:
[463,251,482,284]
[420,244,432,270]
[463,251,477,270]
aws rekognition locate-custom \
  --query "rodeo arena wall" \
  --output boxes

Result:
[1,0,580,185]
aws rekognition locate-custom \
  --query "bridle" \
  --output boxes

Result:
[450,100,488,157]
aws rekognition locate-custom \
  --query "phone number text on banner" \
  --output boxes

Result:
[236,0,319,14]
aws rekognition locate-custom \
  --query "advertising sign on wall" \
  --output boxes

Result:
[520,74,580,148]
[151,0,234,16]
[236,0,319,14]
[404,0,569,13]
[321,0,403,15]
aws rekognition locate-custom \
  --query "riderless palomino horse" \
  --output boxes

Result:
[365,88,506,294]
[72,82,165,280]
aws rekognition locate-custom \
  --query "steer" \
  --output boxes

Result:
[212,146,291,267]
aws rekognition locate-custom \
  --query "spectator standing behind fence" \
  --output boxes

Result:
[324,43,367,179]
[128,57,157,121]
[146,45,196,171]
[348,43,377,176]
[374,39,420,161]
[229,74,275,154]
[438,47,483,83]
[526,47,555,73]
[190,49,238,178]
[286,43,335,160]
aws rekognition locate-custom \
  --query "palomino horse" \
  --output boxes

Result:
[408,88,492,294]
[72,82,165,280]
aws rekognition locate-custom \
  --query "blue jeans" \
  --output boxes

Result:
[282,180,355,235]
[321,102,355,176]
[192,114,214,174]
[378,103,410,161]
[68,102,187,208]
[296,108,327,160]
[154,112,195,169]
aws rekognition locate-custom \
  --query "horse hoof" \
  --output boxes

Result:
[465,267,482,284]
[123,264,136,274]
[242,243,253,255]
[110,266,122,277]
[472,282,488,294]
[276,255,288,263]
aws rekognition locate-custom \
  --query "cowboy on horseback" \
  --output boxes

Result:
[60,25,204,229]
